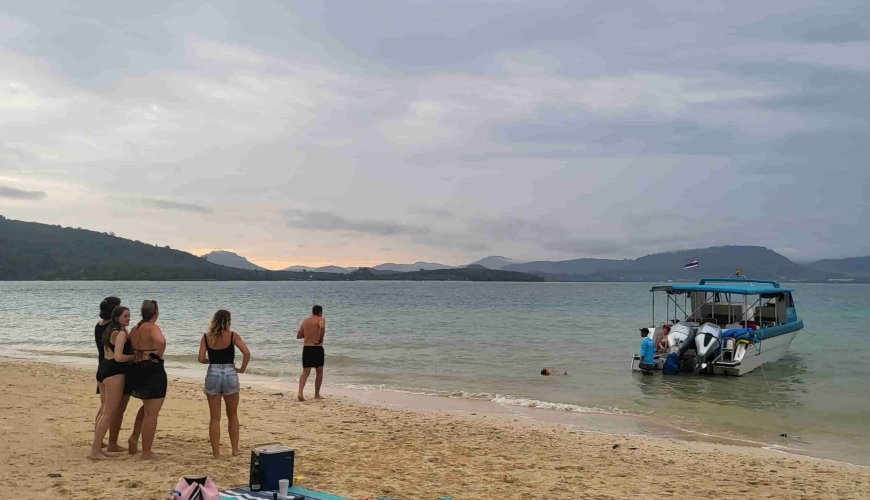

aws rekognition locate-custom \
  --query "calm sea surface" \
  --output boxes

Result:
[1,281,868,464]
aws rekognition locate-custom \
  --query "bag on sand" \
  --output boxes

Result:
[165,476,219,500]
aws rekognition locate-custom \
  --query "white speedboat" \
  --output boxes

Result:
[631,278,804,376]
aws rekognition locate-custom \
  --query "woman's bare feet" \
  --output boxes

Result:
[297,394,305,402]
[314,395,324,400]
[212,452,221,459]
[106,443,127,453]
[88,450,112,460]
[127,436,139,455]
[100,448,123,457]
[232,448,242,456]
[140,451,159,460]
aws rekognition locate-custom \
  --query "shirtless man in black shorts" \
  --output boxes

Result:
[296,305,325,401]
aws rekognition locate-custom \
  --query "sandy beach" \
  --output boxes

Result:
[1,359,868,499]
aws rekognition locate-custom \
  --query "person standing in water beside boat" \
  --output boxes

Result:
[296,305,325,401]
[638,329,655,374]
[198,309,251,458]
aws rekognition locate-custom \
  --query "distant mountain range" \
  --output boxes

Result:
[196,248,870,283]
[0,216,540,282]
[6,214,868,283]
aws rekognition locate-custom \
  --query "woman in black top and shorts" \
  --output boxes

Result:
[198,309,251,458]
[126,300,167,460]
[89,306,134,459]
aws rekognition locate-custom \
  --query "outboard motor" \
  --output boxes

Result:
[662,323,695,375]
[693,323,722,374]
[667,323,695,356]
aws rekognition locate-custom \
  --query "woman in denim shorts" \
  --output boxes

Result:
[198,309,251,458]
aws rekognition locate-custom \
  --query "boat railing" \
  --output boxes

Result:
[698,278,780,287]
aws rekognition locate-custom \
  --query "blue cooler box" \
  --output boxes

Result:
[249,442,295,491]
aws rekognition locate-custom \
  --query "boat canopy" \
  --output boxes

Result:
[651,278,794,295]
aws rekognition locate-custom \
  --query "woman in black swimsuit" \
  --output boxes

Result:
[94,296,120,445]
[126,299,167,460]
[89,305,134,460]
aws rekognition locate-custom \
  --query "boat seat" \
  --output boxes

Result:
[756,306,779,324]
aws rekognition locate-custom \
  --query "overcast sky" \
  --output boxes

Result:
[1,1,868,268]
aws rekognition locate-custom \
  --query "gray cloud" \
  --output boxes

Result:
[0,1,868,264]
[284,208,488,252]
[285,208,421,236]
[739,3,870,43]
[0,185,47,200]
[410,206,457,220]
[146,199,212,214]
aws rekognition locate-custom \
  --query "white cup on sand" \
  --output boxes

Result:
[278,479,289,496]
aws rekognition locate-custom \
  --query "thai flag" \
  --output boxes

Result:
[683,259,700,269]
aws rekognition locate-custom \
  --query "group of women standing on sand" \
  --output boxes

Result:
[90,298,167,460]
[90,297,251,460]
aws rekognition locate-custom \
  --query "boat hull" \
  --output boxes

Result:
[631,323,803,376]
[715,328,800,376]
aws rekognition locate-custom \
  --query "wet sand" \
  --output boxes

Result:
[0,359,868,499]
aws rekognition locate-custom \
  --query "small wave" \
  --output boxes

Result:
[671,424,772,446]
[337,383,449,396]
[490,394,623,415]
[335,383,621,415]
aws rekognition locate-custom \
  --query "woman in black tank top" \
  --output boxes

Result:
[198,309,251,458]
[94,296,121,450]
[89,306,133,460]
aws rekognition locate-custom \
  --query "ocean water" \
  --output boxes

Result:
[1,281,868,464]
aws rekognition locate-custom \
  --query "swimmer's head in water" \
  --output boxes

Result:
[540,368,552,376]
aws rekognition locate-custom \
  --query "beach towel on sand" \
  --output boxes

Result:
[167,476,219,500]
[220,486,348,500]
[219,489,274,499]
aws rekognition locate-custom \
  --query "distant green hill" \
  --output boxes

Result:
[805,256,870,278]
[467,256,516,269]
[0,217,293,280]
[503,258,625,276]
[600,245,820,281]
[0,217,542,282]
[524,246,841,282]
[202,250,268,271]
[373,261,453,272]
